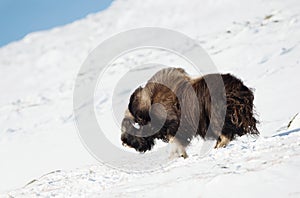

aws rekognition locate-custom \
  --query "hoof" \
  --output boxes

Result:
[215,134,230,149]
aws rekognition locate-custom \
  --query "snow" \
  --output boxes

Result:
[1,0,300,196]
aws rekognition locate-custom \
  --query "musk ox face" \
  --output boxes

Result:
[120,110,155,152]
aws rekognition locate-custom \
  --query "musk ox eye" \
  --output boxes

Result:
[135,118,149,126]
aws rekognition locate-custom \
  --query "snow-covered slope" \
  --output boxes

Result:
[6,132,300,197]
[1,0,300,196]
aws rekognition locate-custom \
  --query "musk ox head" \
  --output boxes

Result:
[120,86,156,152]
[121,85,178,152]
[120,109,155,152]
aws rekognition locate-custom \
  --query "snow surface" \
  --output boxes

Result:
[1,0,300,197]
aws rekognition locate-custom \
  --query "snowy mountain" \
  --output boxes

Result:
[1,0,300,197]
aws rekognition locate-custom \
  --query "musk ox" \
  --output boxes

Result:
[121,67,258,158]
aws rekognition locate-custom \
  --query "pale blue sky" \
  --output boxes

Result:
[0,0,113,47]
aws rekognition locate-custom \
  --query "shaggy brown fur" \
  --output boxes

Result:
[121,67,259,155]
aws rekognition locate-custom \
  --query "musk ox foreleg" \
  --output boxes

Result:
[168,136,188,159]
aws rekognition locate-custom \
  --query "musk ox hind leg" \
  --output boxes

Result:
[214,134,231,148]
[213,74,259,149]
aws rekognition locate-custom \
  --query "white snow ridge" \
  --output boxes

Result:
[1,0,300,197]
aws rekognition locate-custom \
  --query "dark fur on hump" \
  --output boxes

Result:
[121,67,259,152]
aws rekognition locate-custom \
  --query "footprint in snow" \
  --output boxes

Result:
[280,45,297,56]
